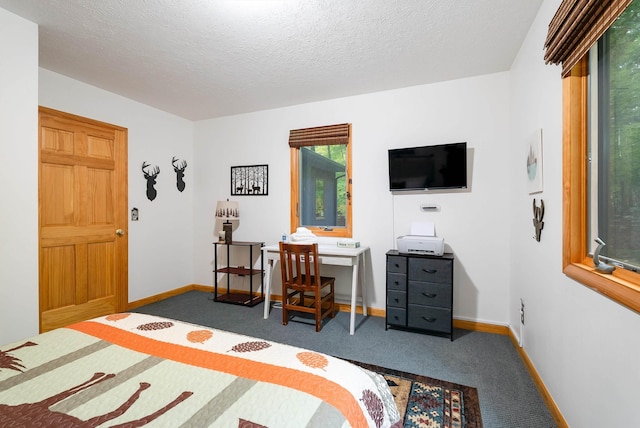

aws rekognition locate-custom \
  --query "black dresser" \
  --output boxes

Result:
[386,250,454,340]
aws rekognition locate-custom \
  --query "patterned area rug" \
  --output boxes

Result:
[348,360,483,428]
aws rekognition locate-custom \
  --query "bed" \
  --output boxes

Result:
[0,312,401,427]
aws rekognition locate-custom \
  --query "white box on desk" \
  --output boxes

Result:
[337,240,360,248]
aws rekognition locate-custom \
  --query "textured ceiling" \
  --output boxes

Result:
[0,0,543,121]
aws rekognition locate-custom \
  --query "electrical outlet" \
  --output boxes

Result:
[520,299,525,325]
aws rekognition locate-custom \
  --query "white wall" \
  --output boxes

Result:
[193,73,512,323]
[39,69,195,302]
[509,0,640,426]
[0,8,39,344]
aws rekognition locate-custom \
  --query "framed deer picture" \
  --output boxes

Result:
[231,164,268,196]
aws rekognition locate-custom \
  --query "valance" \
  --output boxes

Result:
[288,123,351,148]
[544,0,632,76]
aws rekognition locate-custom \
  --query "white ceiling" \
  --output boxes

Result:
[0,0,543,121]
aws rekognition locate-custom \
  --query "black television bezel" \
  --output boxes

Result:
[388,142,468,191]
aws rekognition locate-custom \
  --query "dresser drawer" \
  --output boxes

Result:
[387,273,406,291]
[408,282,452,308]
[386,307,406,326]
[387,256,406,274]
[408,258,452,284]
[387,290,406,308]
[408,305,451,333]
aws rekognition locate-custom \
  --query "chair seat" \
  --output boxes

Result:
[279,242,336,332]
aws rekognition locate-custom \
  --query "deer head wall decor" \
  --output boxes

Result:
[533,198,544,242]
[172,156,187,192]
[142,162,160,201]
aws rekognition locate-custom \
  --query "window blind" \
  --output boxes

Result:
[544,0,632,76]
[288,123,351,148]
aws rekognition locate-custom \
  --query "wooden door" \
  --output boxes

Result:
[38,107,128,332]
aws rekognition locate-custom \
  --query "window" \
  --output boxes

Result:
[289,123,352,238]
[589,13,640,272]
[560,1,640,313]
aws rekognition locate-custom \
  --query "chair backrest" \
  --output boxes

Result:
[279,242,321,290]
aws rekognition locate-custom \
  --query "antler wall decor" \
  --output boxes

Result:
[172,156,188,192]
[142,162,160,201]
[533,198,544,242]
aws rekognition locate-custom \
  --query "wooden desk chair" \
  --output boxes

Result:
[278,242,335,332]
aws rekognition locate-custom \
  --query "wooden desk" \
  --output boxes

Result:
[262,243,369,335]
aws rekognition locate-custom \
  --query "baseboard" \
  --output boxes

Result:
[128,284,567,427]
[126,284,200,310]
[506,330,568,427]
[455,320,566,427]
[453,318,510,335]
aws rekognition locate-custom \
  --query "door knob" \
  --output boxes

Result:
[116,229,125,236]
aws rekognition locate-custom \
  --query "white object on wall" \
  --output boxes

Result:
[420,203,440,211]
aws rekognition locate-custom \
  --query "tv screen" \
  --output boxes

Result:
[388,142,467,191]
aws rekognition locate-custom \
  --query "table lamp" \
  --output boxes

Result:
[215,199,239,244]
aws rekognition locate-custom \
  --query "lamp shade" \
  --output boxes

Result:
[215,200,239,221]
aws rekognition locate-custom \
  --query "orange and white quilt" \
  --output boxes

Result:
[0,313,401,427]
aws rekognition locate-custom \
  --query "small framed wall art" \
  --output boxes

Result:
[527,128,543,194]
[231,164,268,196]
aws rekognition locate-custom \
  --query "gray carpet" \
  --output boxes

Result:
[132,290,556,428]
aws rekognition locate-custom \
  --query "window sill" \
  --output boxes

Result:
[564,261,640,313]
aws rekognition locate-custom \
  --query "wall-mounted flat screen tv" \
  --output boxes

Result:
[388,142,467,191]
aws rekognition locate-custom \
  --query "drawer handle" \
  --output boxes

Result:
[422,292,437,298]
[422,316,437,323]
[394,281,400,286]
[394,298,399,303]
[394,263,400,268]
[422,269,437,274]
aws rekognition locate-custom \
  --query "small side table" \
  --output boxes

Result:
[213,241,264,307]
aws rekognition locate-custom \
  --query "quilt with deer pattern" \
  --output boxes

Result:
[0,312,401,427]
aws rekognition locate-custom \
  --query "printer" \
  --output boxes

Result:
[396,221,445,256]
[397,235,445,256]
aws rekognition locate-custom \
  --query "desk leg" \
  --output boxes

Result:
[349,253,368,335]
[360,253,367,317]
[349,258,359,335]
[263,259,274,319]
